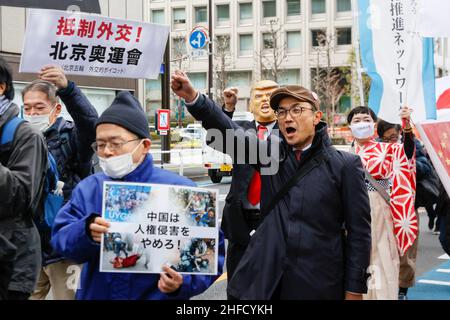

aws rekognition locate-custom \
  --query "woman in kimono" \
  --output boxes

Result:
[347,106,417,300]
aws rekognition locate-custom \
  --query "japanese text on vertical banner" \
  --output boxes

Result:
[20,9,170,79]
[391,0,406,107]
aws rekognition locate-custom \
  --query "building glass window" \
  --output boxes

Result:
[263,0,277,18]
[217,4,230,22]
[188,73,207,89]
[195,7,207,23]
[337,28,352,45]
[151,10,165,24]
[216,35,231,53]
[239,34,253,55]
[311,0,326,14]
[287,0,301,16]
[240,3,253,20]
[337,0,351,12]
[279,69,301,85]
[287,31,301,50]
[172,37,187,56]
[172,8,186,25]
[263,33,274,49]
[227,71,253,87]
[311,29,326,46]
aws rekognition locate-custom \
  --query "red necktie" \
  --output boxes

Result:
[295,150,301,161]
[247,125,267,206]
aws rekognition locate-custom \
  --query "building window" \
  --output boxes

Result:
[287,0,301,16]
[217,4,230,23]
[216,35,231,53]
[337,28,352,45]
[151,10,165,24]
[227,71,253,87]
[239,34,253,55]
[337,0,351,12]
[311,0,326,14]
[287,31,301,51]
[279,69,301,85]
[172,37,187,57]
[239,3,253,21]
[172,8,186,27]
[311,29,326,47]
[263,0,277,18]
[194,7,207,23]
[263,33,274,49]
[188,72,207,90]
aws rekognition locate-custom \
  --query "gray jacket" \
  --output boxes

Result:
[0,104,47,294]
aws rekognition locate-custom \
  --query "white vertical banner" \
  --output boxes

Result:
[358,0,436,123]
[20,9,170,79]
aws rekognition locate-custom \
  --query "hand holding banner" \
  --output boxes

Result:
[20,9,169,79]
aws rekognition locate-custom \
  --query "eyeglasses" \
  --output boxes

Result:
[382,134,399,143]
[276,106,314,120]
[91,138,141,153]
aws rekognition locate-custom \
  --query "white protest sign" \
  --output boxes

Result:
[20,9,169,79]
[100,182,219,275]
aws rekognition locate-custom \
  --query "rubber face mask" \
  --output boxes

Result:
[350,122,375,139]
[99,141,142,179]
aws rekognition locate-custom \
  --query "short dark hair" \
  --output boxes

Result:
[22,80,59,104]
[377,119,401,138]
[0,56,15,100]
[347,106,377,124]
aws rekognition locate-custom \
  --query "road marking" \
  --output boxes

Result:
[437,269,450,273]
[438,254,450,260]
[418,279,450,286]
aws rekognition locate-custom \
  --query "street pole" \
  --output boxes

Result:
[208,0,213,99]
[161,39,171,163]
[352,0,365,106]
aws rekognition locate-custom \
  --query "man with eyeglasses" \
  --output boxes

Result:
[171,70,371,300]
[23,66,98,300]
[219,81,279,299]
[51,91,225,300]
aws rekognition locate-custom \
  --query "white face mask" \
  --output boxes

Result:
[99,141,142,179]
[23,107,56,132]
[350,122,375,139]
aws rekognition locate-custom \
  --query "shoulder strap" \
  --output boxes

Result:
[1,117,25,145]
[264,152,327,215]
[58,131,73,161]
[364,169,390,205]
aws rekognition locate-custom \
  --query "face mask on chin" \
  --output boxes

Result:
[350,122,375,140]
[99,141,143,179]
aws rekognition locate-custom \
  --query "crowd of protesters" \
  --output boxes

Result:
[0,55,448,300]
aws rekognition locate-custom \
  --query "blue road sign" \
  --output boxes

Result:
[189,29,208,49]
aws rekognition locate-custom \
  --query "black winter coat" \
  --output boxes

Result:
[187,94,372,299]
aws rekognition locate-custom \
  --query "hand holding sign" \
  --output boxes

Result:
[399,106,413,129]
[158,265,183,293]
[89,216,111,243]
[39,65,69,90]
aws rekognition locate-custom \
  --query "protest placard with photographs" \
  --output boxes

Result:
[20,9,169,79]
[100,182,219,275]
